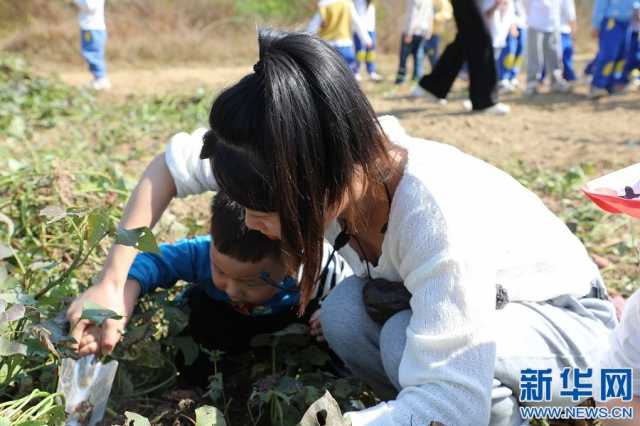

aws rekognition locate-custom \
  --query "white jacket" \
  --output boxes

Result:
[74,0,106,30]
[164,116,598,425]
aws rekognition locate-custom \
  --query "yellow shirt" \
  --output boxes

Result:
[319,0,353,41]
[433,0,453,35]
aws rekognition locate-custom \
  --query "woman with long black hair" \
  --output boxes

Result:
[68,31,616,425]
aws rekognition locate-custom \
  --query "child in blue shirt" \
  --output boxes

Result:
[75,192,352,386]
[590,0,640,97]
[73,0,110,90]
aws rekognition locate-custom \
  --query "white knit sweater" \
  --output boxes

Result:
[164,116,598,425]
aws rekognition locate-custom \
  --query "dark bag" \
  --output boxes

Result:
[362,278,411,325]
[363,279,510,326]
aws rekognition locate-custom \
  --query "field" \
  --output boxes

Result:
[1,0,640,425]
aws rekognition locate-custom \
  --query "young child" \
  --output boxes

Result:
[590,0,640,97]
[496,0,527,91]
[73,0,110,91]
[559,0,578,82]
[423,0,453,73]
[353,0,383,81]
[622,3,640,89]
[307,0,372,76]
[483,0,517,92]
[524,0,571,95]
[395,0,434,84]
[73,191,352,387]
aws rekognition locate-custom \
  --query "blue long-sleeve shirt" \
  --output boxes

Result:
[592,0,640,28]
[127,236,352,316]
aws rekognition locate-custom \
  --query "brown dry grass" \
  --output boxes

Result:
[0,0,599,67]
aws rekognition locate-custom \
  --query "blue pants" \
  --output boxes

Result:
[334,45,358,74]
[354,31,377,74]
[396,34,425,83]
[81,29,107,79]
[541,32,576,82]
[423,35,441,72]
[592,18,631,91]
[497,27,526,81]
[561,32,576,81]
[623,30,640,81]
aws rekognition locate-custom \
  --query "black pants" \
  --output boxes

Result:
[175,285,303,388]
[418,0,498,110]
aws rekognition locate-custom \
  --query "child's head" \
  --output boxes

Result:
[200,30,389,308]
[210,192,286,305]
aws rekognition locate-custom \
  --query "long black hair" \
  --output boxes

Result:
[200,30,389,311]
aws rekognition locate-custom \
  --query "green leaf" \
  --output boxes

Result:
[7,115,26,139]
[0,416,11,426]
[195,405,226,426]
[299,346,331,367]
[80,301,123,326]
[0,303,25,322]
[0,244,12,260]
[87,209,111,247]
[39,205,67,223]
[0,336,27,356]
[125,411,151,426]
[115,227,160,253]
[174,336,199,366]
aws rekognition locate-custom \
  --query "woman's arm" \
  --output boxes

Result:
[346,193,497,425]
[68,128,216,355]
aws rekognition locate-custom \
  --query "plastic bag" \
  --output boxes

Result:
[57,355,118,426]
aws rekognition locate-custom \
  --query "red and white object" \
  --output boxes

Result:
[582,163,640,219]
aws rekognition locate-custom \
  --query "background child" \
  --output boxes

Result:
[423,0,453,73]
[483,0,517,93]
[395,0,434,84]
[73,192,352,387]
[590,0,639,97]
[307,0,372,76]
[524,0,571,95]
[560,0,578,82]
[353,0,383,81]
[497,0,527,91]
[73,0,110,90]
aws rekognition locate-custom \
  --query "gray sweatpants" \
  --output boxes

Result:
[526,28,563,84]
[320,275,617,426]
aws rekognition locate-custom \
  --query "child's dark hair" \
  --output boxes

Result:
[210,192,281,263]
[201,30,389,311]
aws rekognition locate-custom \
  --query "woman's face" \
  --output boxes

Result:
[244,209,282,240]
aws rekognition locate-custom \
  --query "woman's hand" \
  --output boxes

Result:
[309,308,325,342]
[66,279,140,356]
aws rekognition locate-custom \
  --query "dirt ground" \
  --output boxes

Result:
[41,55,640,174]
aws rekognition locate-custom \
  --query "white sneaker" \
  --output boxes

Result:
[408,85,448,105]
[551,79,572,93]
[523,82,538,97]
[498,79,515,94]
[510,78,520,89]
[588,87,609,99]
[369,72,384,82]
[91,77,111,91]
[482,102,511,115]
[354,73,362,82]
[463,100,510,115]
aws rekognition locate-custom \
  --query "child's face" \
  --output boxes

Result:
[210,244,287,305]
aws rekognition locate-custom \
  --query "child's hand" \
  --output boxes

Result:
[591,28,599,38]
[66,279,140,356]
[403,34,412,44]
[309,309,324,342]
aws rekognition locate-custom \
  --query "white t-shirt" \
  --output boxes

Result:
[74,0,106,30]
[164,116,599,425]
[524,0,562,32]
[354,0,376,32]
[559,0,576,34]
[483,0,516,48]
